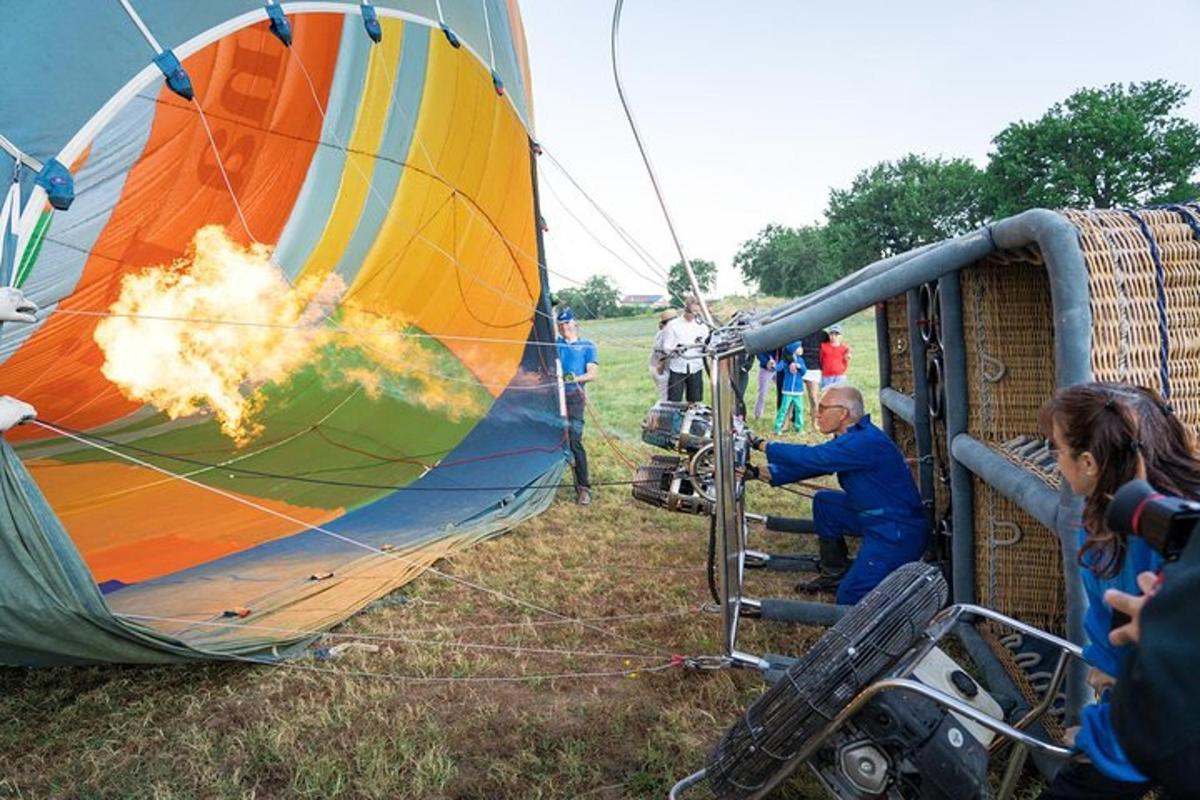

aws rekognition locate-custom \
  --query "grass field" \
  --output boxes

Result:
[0,304,1036,799]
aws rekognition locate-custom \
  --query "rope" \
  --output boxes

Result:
[31,421,671,493]
[388,607,695,635]
[51,307,644,350]
[28,419,674,659]
[1166,204,1200,241]
[540,172,668,290]
[223,650,674,684]
[582,393,642,471]
[540,148,668,281]
[119,613,662,661]
[1125,209,1172,398]
[192,100,257,243]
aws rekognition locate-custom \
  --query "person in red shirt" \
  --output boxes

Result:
[819,324,851,390]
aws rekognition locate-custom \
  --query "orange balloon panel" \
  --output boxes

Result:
[1,15,341,442]
[27,459,342,586]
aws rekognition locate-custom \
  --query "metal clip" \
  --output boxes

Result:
[981,354,1007,383]
[993,520,1024,546]
[681,655,731,671]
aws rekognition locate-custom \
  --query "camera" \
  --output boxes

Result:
[1105,479,1200,562]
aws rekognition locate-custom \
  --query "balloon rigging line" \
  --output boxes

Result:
[539,148,669,279]
[29,419,674,659]
[31,422,663,492]
[610,0,713,326]
[50,308,647,351]
[192,100,258,244]
[539,171,668,289]
[118,613,662,661]
[46,312,564,397]
[36,388,366,505]
[211,649,673,685]
[388,606,695,635]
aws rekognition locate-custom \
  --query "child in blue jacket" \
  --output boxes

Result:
[773,340,804,434]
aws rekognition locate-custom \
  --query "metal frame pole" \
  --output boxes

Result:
[906,286,936,529]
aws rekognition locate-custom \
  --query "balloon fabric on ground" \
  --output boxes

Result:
[0,2,561,666]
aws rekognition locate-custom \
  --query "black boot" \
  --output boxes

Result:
[795,537,849,594]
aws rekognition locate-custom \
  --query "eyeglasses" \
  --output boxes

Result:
[817,403,847,414]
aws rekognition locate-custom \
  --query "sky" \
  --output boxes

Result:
[519,0,1200,299]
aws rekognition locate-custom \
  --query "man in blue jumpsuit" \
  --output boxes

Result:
[747,385,928,604]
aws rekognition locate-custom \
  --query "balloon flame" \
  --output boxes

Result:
[95,225,475,445]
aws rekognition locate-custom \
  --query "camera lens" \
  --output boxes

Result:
[1106,479,1158,536]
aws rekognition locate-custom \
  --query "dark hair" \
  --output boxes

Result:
[1039,382,1200,577]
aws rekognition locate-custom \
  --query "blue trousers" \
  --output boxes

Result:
[813,490,928,605]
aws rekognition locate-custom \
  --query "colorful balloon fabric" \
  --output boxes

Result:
[0,1,562,666]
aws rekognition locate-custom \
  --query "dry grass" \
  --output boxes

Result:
[0,304,1041,798]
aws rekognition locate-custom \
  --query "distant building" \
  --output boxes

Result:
[619,293,666,308]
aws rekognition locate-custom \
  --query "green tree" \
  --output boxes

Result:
[824,154,988,275]
[666,258,717,306]
[986,81,1200,216]
[555,274,620,320]
[733,224,836,297]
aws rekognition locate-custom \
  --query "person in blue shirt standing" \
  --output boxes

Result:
[556,308,599,506]
[745,384,928,604]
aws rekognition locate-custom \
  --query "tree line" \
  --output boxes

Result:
[738,81,1200,296]
[556,81,1200,315]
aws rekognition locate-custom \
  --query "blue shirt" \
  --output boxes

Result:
[557,336,597,394]
[1075,531,1161,783]
[764,415,924,525]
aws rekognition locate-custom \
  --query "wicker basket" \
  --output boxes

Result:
[960,257,1056,443]
[885,293,912,395]
[972,477,1066,636]
[1065,207,1200,428]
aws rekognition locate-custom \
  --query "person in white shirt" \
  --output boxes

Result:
[659,296,709,403]
[648,308,677,401]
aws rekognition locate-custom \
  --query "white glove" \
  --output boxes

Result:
[0,287,37,323]
[0,396,36,432]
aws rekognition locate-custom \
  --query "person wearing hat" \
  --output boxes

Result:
[819,324,851,390]
[660,295,710,403]
[556,307,598,505]
[649,308,677,401]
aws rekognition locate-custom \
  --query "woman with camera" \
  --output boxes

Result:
[1037,382,1200,799]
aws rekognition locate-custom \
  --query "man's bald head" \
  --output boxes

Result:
[821,385,865,428]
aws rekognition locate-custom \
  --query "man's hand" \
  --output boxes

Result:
[1087,666,1116,699]
[0,396,36,432]
[1062,726,1080,748]
[735,463,770,483]
[789,362,799,374]
[738,464,760,482]
[0,288,37,323]
[1106,570,1159,646]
